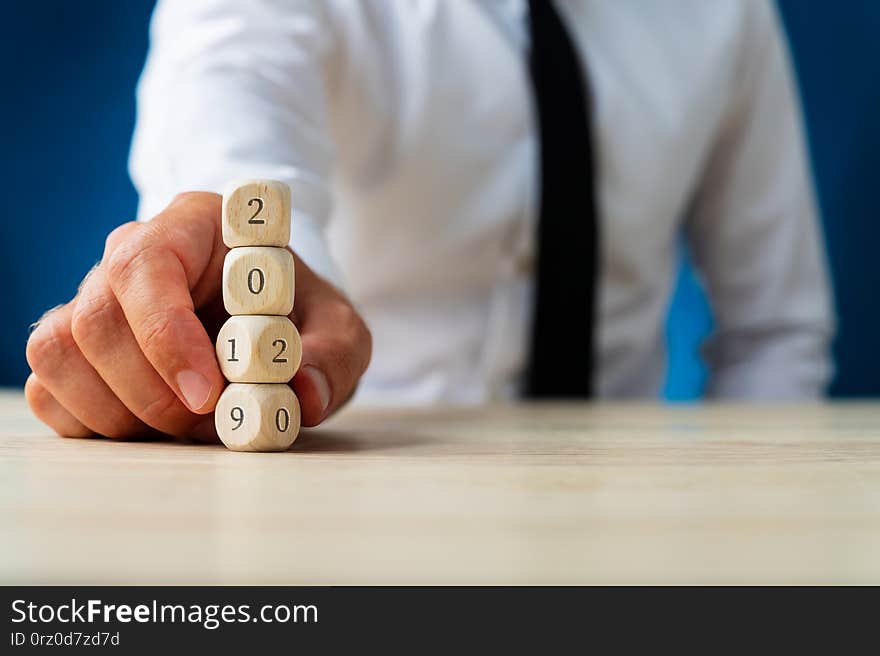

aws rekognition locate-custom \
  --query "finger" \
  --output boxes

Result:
[24,374,93,438]
[71,265,205,437]
[103,194,226,414]
[290,255,372,426]
[188,413,221,444]
[25,303,149,438]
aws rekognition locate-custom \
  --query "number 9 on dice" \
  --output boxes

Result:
[215,383,301,452]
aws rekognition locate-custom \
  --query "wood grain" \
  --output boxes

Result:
[2,391,880,584]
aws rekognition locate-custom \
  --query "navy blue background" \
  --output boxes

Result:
[1,1,877,398]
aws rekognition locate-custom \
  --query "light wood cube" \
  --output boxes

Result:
[222,246,294,316]
[215,383,301,452]
[222,179,291,248]
[216,316,302,383]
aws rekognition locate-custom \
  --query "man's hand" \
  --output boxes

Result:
[25,192,371,440]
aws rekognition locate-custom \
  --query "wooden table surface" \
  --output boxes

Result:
[2,390,880,584]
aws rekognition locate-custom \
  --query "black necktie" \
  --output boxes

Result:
[525,0,598,398]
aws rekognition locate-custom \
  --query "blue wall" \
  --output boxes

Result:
[0,1,154,383]
[2,1,878,398]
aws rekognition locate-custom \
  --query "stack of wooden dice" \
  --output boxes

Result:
[214,180,302,452]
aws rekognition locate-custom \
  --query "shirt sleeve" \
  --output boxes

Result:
[129,0,344,289]
[685,1,835,399]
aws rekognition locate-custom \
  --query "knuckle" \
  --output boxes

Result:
[333,302,372,372]
[103,221,140,257]
[70,293,120,348]
[137,307,182,360]
[332,300,358,323]
[26,312,75,377]
[24,375,93,439]
[358,316,373,369]
[331,301,365,337]
[24,374,51,414]
[104,230,158,289]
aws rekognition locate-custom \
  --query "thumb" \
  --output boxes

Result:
[289,254,372,426]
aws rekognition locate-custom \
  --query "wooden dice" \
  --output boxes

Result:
[222,246,295,315]
[215,179,302,452]
[216,316,302,383]
[222,179,291,247]
[215,383,301,452]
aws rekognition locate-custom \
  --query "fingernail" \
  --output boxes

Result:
[303,365,332,415]
[176,370,212,411]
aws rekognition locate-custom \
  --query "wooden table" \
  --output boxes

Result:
[2,390,879,584]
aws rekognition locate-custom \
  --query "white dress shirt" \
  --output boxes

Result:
[130,0,834,403]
